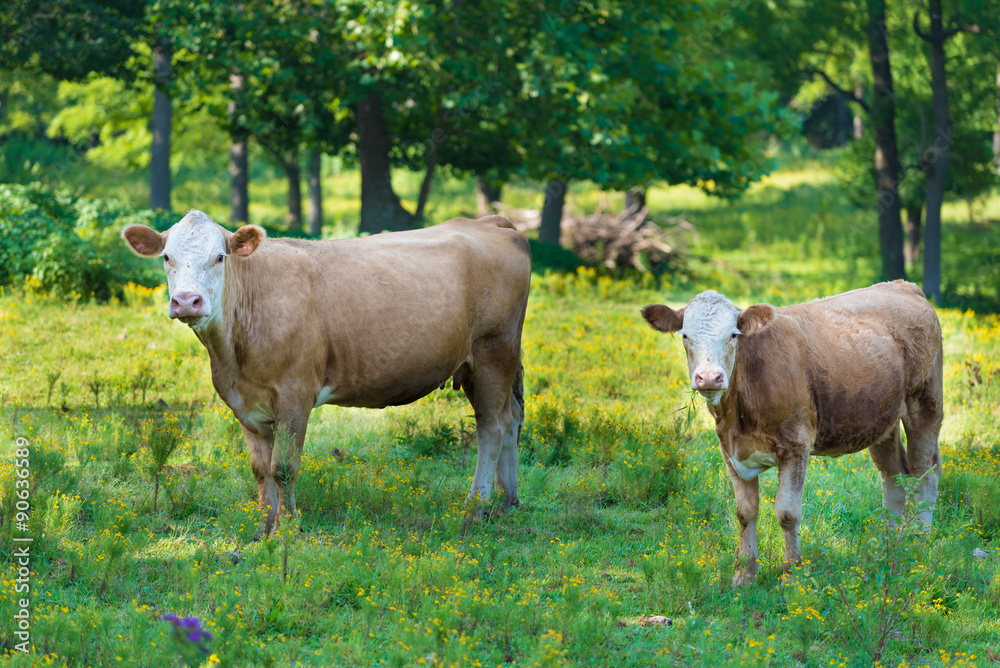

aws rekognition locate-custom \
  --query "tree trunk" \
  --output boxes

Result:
[283,150,302,231]
[476,176,502,216]
[866,0,906,281]
[149,36,172,212]
[904,203,921,268]
[994,65,999,173]
[853,79,864,139]
[357,92,413,234]
[414,105,447,224]
[919,0,951,303]
[539,180,567,245]
[228,70,249,225]
[414,152,436,224]
[307,148,322,236]
[624,187,645,213]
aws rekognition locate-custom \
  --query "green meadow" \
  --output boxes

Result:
[2,162,1000,667]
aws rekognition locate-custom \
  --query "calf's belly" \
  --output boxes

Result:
[811,390,902,455]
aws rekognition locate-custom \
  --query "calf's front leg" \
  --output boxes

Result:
[724,454,760,586]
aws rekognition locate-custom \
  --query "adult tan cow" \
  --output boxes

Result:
[123,210,530,535]
[642,281,943,584]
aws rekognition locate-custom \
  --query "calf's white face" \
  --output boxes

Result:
[121,210,265,329]
[642,290,775,406]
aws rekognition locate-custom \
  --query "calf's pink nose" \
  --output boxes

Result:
[170,292,206,318]
[694,370,725,390]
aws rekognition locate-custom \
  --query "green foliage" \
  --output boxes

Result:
[0,183,175,298]
[0,0,145,82]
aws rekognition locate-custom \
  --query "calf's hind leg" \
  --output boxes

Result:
[868,425,909,523]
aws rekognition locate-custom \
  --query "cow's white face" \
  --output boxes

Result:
[121,211,265,330]
[642,291,775,407]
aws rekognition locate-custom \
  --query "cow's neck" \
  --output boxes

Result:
[192,317,241,401]
[706,363,745,427]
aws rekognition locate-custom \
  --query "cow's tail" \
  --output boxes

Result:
[513,360,525,434]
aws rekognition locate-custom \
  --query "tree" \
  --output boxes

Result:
[866,0,907,280]
[0,0,145,81]
[519,0,790,244]
[738,0,907,280]
[913,1,999,301]
[165,0,351,228]
[150,34,172,211]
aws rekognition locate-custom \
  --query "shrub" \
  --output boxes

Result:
[0,182,175,299]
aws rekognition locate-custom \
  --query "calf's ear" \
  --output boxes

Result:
[121,224,167,257]
[642,304,684,333]
[738,303,776,335]
[227,225,266,257]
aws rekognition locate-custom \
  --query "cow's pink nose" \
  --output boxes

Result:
[170,292,206,318]
[694,370,725,390]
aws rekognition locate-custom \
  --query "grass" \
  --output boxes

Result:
[2,159,1000,666]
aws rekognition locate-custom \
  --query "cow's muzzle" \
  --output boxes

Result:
[169,291,208,319]
[693,370,726,390]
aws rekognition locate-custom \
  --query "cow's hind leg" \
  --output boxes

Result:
[902,385,943,529]
[494,363,525,511]
[724,454,760,586]
[466,338,519,513]
[868,425,909,523]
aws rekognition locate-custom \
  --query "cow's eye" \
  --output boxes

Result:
[730,332,738,341]
[681,333,689,341]
[215,254,225,264]
[163,254,170,263]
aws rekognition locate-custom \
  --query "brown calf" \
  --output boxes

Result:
[643,281,943,584]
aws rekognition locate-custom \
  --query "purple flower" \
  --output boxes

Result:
[162,613,213,653]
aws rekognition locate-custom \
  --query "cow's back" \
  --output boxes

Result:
[732,281,941,456]
[221,216,530,408]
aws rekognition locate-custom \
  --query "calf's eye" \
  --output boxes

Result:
[163,254,170,263]
[216,254,226,264]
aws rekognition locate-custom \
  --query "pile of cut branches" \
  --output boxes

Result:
[498,200,696,273]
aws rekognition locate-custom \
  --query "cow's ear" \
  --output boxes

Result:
[642,304,684,333]
[228,225,266,257]
[738,303,776,336]
[121,224,167,257]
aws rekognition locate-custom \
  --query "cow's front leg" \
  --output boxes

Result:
[241,412,307,538]
[241,424,279,537]
[270,410,308,532]
[724,455,760,586]
[775,453,808,575]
